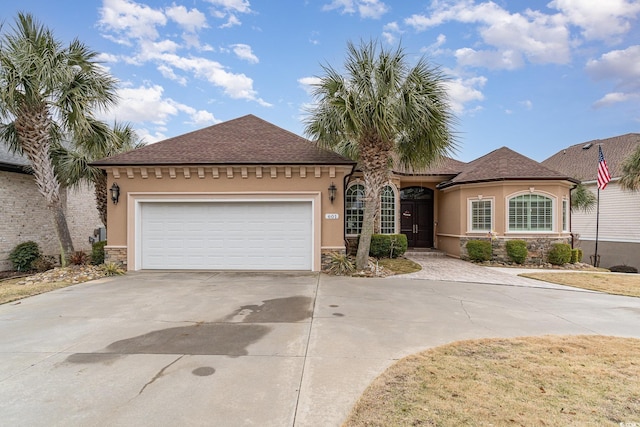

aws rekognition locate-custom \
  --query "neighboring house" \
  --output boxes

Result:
[94,115,578,272]
[0,144,102,270]
[542,133,640,269]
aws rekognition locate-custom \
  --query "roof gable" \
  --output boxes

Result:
[542,133,640,181]
[439,146,576,188]
[93,115,354,166]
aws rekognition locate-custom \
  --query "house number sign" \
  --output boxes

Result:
[325,213,340,219]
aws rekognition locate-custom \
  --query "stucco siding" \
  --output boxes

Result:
[0,170,102,270]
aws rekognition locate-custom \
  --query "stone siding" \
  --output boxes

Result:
[321,248,347,272]
[0,170,103,270]
[104,246,127,267]
[460,236,572,265]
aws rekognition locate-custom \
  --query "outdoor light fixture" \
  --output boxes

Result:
[328,182,337,204]
[110,182,120,205]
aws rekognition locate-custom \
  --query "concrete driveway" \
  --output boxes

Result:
[1,271,639,426]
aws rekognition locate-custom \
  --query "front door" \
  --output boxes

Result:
[400,187,434,248]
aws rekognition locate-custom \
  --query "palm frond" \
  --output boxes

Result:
[619,144,640,192]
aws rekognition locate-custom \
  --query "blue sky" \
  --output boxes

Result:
[3,0,639,162]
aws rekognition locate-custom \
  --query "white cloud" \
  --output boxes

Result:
[382,21,401,44]
[298,76,322,94]
[102,84,219,135]
[443,75,487,114]
[592,92,639,108]
[586,45,640,108]
[165,5,208,33]
[220,14,242,28]
[549,0,640,42]
[99,0,166,40]
[519,100,533,110]
[322,0,389,19]
[206,0,251,14]
[231,44,259,63]
[405,1,571,69]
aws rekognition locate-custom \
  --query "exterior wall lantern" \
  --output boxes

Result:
[110,182,120,205]
[328,182,337,204]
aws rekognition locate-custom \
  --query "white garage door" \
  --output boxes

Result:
[139,201,312,270]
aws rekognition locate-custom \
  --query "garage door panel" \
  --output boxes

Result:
[140,201,312,270]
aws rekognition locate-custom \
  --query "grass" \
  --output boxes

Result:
[378,257,422,275]
[343,335,640,427]
[0,277,77,305]
[521,272,640,298]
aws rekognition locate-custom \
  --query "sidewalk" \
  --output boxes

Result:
[398,254,593,291]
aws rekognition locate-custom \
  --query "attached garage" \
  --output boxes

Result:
[138,201,313,270]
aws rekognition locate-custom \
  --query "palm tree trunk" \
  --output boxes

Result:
[355,136,391,270]
[15,106,75,263]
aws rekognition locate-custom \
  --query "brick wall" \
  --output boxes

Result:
[0,170,103,270]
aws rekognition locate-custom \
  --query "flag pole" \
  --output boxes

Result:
[594,187,600,267]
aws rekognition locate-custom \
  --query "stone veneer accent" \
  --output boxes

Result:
[0,170,103,270]
[321,248,347,272]
[104,246,127,267]
[460,236,572,264]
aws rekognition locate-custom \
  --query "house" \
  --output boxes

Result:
[542,133,640,269]
[0,144,102,270]
[94,115,578,271]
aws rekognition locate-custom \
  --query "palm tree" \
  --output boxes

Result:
[52,122,144,227]
[305,40,457,270]
[571,183,596,212]
[0,13,118,263]
[620,144,640,191]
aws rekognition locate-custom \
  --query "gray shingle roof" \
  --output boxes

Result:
[438,146,577,189]
[93,115,355,166]
[541,133,640,181]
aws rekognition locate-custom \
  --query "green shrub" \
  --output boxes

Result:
[466,240,492,262]
[368,234,408,258]
[548,243,572,265]
[609,265,638,274]
[506,240,528,264]
[9,241,41,271]
[570,248,583,264]
[91,241,107,265]
[102,262,125,276]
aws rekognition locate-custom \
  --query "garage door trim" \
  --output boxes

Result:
[128,192,322,271]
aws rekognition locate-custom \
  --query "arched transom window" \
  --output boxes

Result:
[508,194,553,232]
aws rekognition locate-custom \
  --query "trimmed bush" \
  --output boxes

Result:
[32,256,54,273]
[466,240,492,262]
[369,234,408,259]
[9,241,41,272]
[547,243,572,265]
[609,265,638,274]
[570,248,583,264]
[506,240,528,264]
[91,241,107,265]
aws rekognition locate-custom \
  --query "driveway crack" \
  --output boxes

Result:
[138,355,184,396]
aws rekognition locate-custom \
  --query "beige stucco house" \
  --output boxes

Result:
[94,115,578,272]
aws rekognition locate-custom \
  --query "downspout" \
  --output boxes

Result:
[569,182,578,249]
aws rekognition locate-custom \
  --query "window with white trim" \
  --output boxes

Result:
[562,199,568,232]
[345,183,397,235]
[346,183,365,235]
[508,194,553,232]
[380,185,396,234]
[470,199,492,231]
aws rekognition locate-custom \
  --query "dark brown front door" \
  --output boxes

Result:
[400,199,433,248]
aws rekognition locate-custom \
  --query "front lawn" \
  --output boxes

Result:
[521,271,640,298]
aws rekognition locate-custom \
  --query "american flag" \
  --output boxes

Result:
[597,146,611,190]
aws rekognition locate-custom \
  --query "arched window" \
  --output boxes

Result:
[345,183,397,235]
[346,183,365,235]
[380,185,396,234]
[508,194,553,231]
